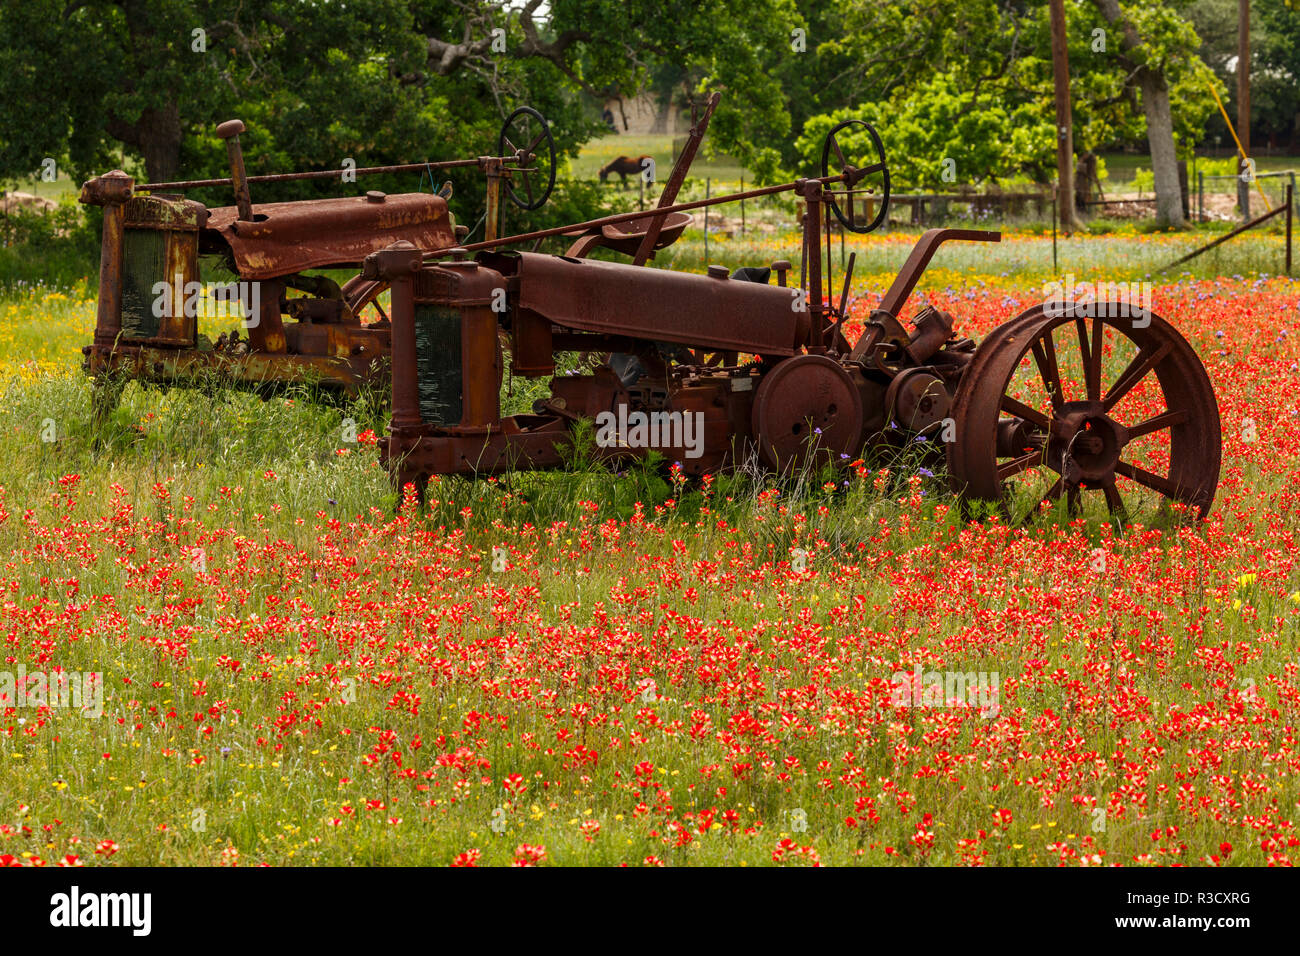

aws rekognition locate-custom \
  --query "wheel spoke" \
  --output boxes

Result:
[525,129,548,154]
[1115,459,1183,499]
[1126,408,1188,440]
[1000,394,1050,429]
[1074,317,1092,397]
[1030,329,1063,408]
[523,170,535,204]
[1087,316,1104,401]
[1103,340,1171,413]
[997,448,1043,480]
[503,135,518,155]
[1042,475,1064,507]
[1101,478,1127,521]
[831,137,847,169]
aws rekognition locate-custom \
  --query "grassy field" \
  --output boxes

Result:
[3,171,80,202]
[657,224,1298,281]
[0,227,1297,867]
[1100,151,1300,185]
[570,133,750,183]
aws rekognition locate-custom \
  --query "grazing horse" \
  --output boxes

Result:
[599,155,652,188]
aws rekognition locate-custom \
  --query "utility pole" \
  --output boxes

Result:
[1049,0,1075,233]
[1238,0,1251,219]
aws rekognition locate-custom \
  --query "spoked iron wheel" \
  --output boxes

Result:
[947,305,1221,524]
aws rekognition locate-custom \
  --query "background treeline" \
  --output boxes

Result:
[0,0,1296,235]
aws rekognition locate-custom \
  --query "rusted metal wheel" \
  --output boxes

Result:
[947,305,1221,522]
[751,354,863,471]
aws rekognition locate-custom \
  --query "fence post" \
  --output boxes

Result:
[1198,170,1204,223]
[1179,160,1190,221]
[1051,187,1058,273]
[1287,183,1293,276]
[740,175,745,236]
[1238,158,1250,221]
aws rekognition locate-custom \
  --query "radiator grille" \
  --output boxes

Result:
[413,304,461,425]
[120,230,166,339]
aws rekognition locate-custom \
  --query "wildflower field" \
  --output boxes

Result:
[1,230,1298,868]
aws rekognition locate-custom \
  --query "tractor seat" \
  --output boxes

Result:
[730,266,771,283]
[563,211,692,258]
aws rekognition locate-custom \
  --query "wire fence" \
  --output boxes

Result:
[1196,169,1298,223]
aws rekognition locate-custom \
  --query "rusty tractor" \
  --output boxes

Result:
[364,111,1221,520]
[79,107,557,401]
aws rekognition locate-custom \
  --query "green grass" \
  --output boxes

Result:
[572,133,750,182]
[655,226,1296,284]
[1099,151,1300,186]
[0,225,1294,867]
[3,171,80,202]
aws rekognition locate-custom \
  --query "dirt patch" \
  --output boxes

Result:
[0,191,57,215]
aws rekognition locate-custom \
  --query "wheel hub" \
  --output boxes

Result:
[1046,401,1130,484]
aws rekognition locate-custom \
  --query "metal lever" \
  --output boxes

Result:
[215,119,254,221]
[830,252,856,351]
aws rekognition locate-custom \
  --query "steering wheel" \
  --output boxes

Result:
[820,119,890,233]
[497,106,557,211]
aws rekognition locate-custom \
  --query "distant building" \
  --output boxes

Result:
[602,91,684,136]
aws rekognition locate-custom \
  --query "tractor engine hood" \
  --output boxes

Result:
[201,192,455,280]
[512,252,809,356]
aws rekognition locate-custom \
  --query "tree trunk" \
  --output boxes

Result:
[1094,0,1186,229]
[137,104,183,183]
[1049,0,1076,231]
[1138,70,1185,228]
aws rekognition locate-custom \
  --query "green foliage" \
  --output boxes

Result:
[1254,0,1300,144]
[0,0,1274,256]
[795,0,1221,191]
[797,74,1056,188]
[0,203,100,290]
[1195,156,1240,177]
[0,0,804,194]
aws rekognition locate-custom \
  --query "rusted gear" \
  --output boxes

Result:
[751,354,863,470]
[946,305,1221,521]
